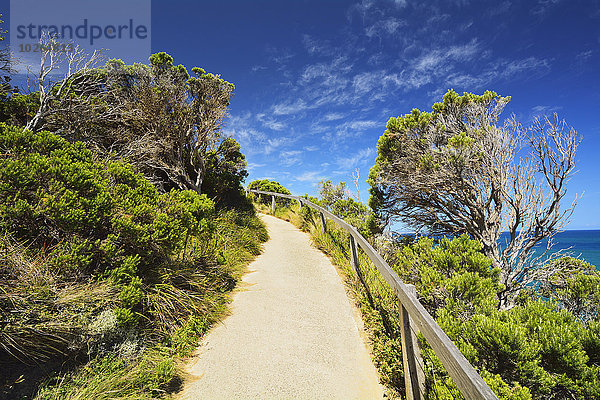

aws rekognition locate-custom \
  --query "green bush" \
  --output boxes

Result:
[394,235,500,317]
[395,235,600,399]
[202,137,252,210]
[247,179,292,207]
[1,124,269,397]
[0,123,214,327]
[0,92,39,127]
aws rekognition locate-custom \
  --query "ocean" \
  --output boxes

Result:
[499,230,600,268]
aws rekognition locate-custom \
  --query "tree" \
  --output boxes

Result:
[81,54,235,194]
[202,137,250,209]
[318,180,353,206]
[21,33,235,195]
[247,179,291,207]
[369,90,580,309]
[318,180,382,237]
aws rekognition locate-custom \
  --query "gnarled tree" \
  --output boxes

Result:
[85,54,235,194]
[27,45,234,193]
[23,33,235,195]
[369,90,580,309]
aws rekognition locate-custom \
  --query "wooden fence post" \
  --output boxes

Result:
[271,195,276,214]
[400,284,426,400]
[349,234,359,273]
[319,212,327,232]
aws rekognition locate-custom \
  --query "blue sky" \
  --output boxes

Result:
[3,0,600,229]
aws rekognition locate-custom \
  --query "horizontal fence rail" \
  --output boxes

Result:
[247,189,498,400]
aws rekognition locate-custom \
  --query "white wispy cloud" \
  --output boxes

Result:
[414,39,481,74]
[226,127,266,145]
[575,50,593,63]
[256,113,286,130]
[531,105,562,114]
[365,17,406,38]
[436,55,550,95]
[247,162,266,171]
[342,120,380,130]
[251,65,267,72]
[272,99,311,115]
[295,171,326,182]
[280,150,303,167]
[531,0,562,16]
[353,71,383,95]
[529,105,563,120]
[447,39,481,61]
[323,112,345,121]
[302,34,336,56]
[227,111,253,127]
[265,137,293,155]
[335,148,376,170]
[501,57,550,77]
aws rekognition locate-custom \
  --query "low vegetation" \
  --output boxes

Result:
[0,125,267,398]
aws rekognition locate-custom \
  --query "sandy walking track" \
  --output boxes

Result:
[179,214,384,399]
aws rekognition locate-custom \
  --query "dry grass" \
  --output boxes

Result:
[1,208,269,399]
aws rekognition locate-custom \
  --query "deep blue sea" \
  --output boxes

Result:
[498,230,600,268]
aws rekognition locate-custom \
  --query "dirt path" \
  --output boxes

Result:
[178,214,384,399]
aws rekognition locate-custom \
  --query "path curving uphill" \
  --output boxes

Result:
[179,214,384,400]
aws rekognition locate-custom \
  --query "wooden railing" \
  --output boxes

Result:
[247,189,498,400]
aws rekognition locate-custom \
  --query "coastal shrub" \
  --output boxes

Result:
[394,235,501,317]
[396,236,600,399]
[247,179,292,207]
[0,123,215,330]
[538,257,600,324]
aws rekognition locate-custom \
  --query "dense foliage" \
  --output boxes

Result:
[20,46,238,196]
[317,180,382,237]
[394,236,600,399]
[0,92,39,127]
[202,137,251,210]
[248,179,292,207]
[0,125,267,398]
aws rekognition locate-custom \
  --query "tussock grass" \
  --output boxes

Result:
[1,208,268,399]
